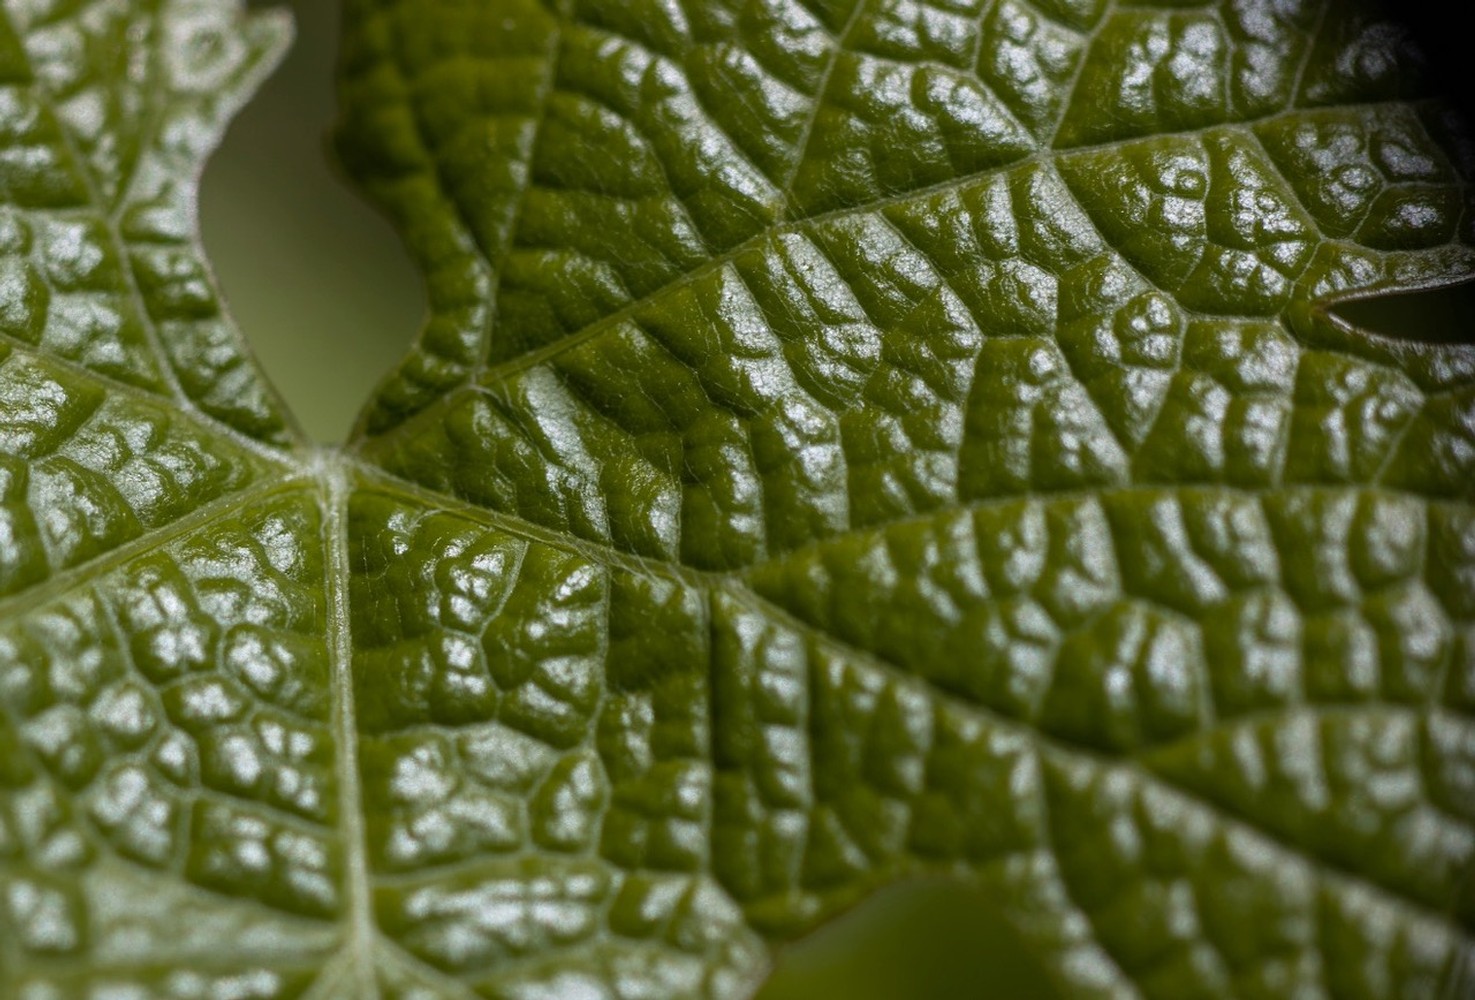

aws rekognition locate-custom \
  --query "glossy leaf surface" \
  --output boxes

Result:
[1,0,1474,997]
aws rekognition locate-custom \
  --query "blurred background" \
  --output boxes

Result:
[199,1,1471,996]
[204,1,418,444]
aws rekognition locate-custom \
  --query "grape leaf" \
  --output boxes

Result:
[2,0,1474,998]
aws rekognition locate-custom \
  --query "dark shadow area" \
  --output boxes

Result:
[1331,280,1475,346]
[1380,4,1475,122]
[201,0,424,442]
[756,880,1061,1000]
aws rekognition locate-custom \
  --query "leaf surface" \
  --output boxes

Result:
[2,0,1474,998]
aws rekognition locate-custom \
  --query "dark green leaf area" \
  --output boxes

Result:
[2,0,1474,997]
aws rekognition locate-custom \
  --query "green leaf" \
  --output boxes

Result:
[1,0,1473,997]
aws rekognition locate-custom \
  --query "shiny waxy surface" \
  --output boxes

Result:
[2,0,1474,997]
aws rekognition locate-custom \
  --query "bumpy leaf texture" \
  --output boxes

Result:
[0,0,1473,997]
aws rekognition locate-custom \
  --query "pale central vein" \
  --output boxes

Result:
[318,449,382,1000]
